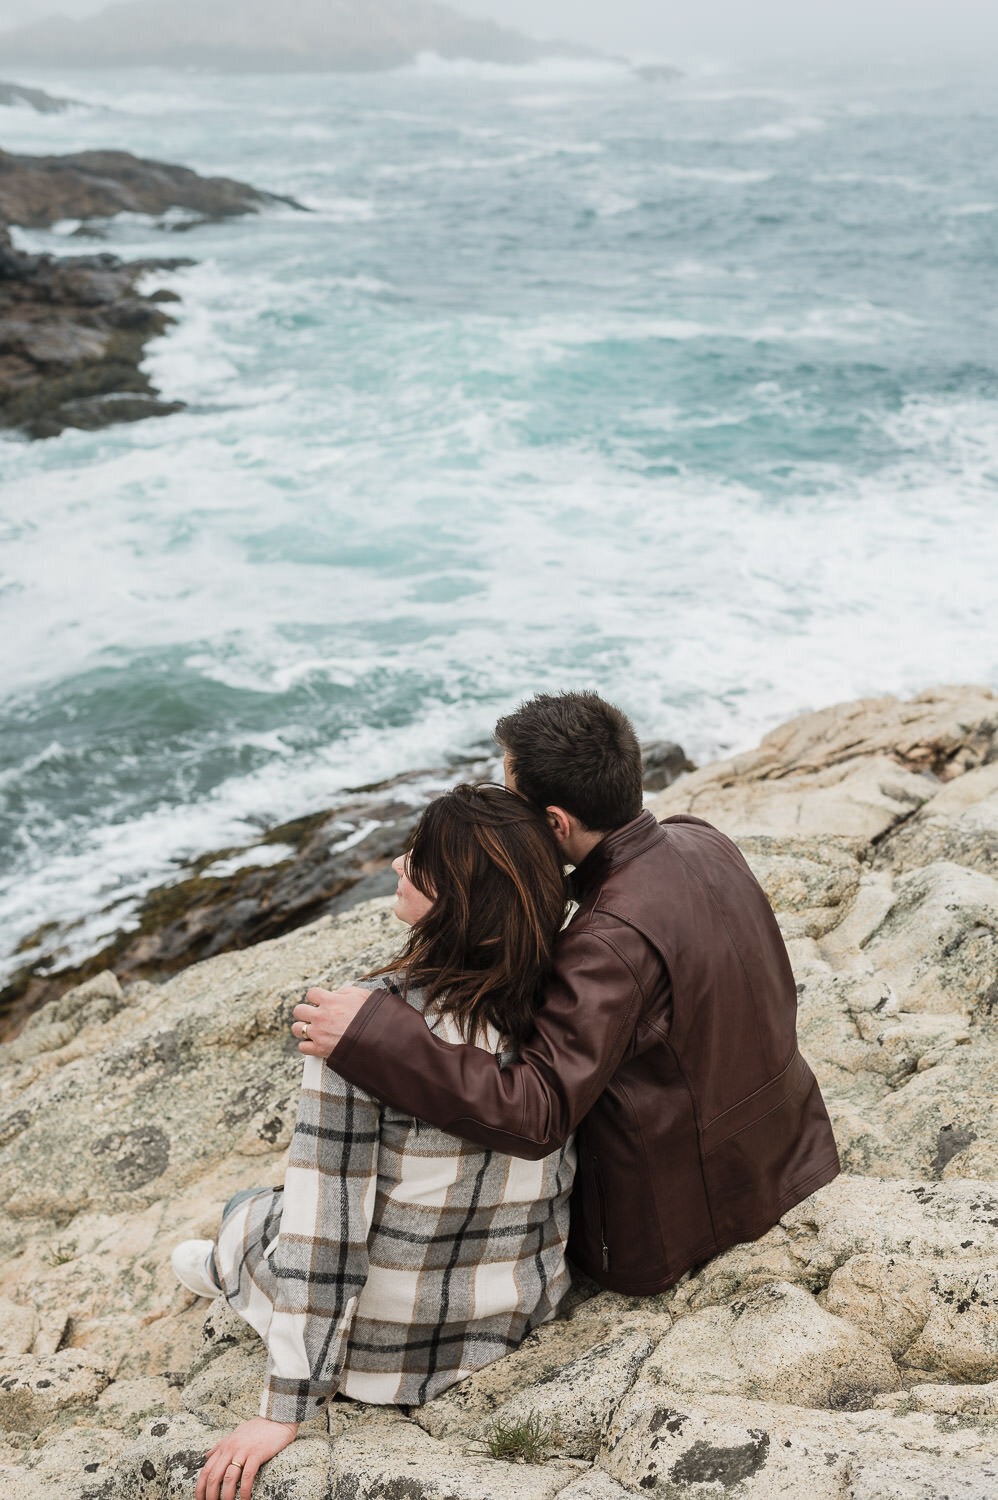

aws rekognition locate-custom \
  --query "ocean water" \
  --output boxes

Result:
[1,55,997,978]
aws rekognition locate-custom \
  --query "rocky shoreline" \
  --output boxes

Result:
[0,146,303,439]
[1,685,997,1498]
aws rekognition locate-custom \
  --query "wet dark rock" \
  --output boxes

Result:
[0,225,191,438]
[641,740,695,791]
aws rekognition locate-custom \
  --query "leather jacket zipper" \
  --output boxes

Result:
[592,1155,610,1272]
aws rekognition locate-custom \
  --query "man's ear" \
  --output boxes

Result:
[545,806,574,845]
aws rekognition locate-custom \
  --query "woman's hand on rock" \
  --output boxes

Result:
[196,1417,298,1500]
[293,985,371,1056]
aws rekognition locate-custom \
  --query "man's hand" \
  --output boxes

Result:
[293,986,373,1057]
[196,1417,297,1500]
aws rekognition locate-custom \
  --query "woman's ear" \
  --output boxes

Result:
[545,806,574,846]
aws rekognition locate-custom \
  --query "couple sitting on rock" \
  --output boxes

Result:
[173,691,840,1500]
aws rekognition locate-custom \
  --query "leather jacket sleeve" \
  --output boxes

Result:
[329,915,670,1160]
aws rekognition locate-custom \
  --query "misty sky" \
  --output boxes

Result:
[0,0,996,61]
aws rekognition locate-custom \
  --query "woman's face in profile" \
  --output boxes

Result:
[391,853,434,926]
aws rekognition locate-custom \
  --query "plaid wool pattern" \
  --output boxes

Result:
[214,987,576,1423]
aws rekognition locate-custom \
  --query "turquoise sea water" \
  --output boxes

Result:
[1,55,997,975]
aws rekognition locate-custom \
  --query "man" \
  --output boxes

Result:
[294,691,839,1295]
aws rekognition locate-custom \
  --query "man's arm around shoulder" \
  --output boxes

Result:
[295,921,663,1159]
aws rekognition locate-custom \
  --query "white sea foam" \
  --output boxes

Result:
[202,843,297,877]
[945,202,998,217]
[662,164,774,185]
[497,302,920,359]
[294,194,378,219]
[653,260,758,281]
[737,115,827,143]
[813,172,936,193]
[591,192,639,218]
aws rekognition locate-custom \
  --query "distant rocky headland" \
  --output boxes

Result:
[0,0,601,73]
[1,685,996,1498]
[0,79,77,113]
[0,147,303,440]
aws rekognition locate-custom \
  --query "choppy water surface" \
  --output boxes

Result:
[1,56,997,973]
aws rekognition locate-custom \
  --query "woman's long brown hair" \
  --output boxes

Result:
[368,784,567,1050]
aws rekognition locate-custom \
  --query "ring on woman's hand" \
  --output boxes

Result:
[301,1022,311,1041]
[226,1460,244,1469]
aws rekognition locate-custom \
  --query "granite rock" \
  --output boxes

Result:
[0,1348,110,1432]
[650,684,998,840]
[645,1279,901,1409]
[600,1387,998,1499]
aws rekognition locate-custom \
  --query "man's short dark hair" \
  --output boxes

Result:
[495,691,643,832]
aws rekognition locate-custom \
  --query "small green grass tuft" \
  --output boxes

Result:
[485,1410,558,1463]
[47,1239,77,1265]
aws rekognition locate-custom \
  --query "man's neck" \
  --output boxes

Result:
[561,826,605,867]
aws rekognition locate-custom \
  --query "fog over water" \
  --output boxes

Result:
[2,0,998,61]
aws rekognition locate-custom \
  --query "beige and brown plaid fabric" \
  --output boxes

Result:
[214,986,575,1424]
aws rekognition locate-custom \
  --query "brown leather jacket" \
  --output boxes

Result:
[330,811,840,1294]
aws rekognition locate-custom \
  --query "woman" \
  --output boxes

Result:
[173,784,576,1500]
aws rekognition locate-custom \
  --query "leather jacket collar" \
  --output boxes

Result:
[570,809,663,900]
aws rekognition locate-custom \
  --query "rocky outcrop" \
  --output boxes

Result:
[1,685,997,1498]
[0,147,300,231]
[0,225,190,439]
[0,149,303,440]
[0,0,599,73]
[0,81,76,113]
